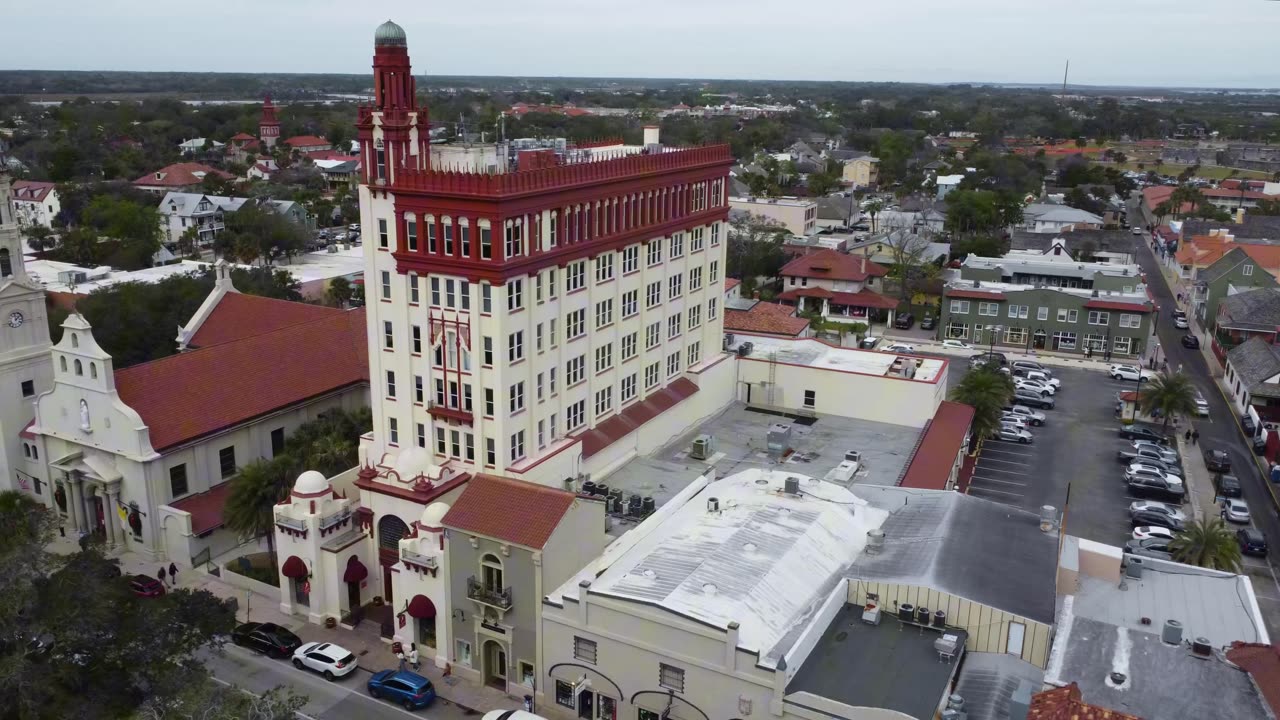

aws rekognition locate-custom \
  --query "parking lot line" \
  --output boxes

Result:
[968,485,1025,499]
[971,475,1028,487]
[982,446,1036,457]
[975,465,1030,477]
[978,456,1032,468]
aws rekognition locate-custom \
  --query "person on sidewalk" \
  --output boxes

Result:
[168,562,178,586]
[1192,429,1200,445]
[158,566,167,587]
[1186,430,1192,443]
[396,648,407,673]
[410,644,420,671]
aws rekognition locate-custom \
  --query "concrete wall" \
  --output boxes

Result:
[729,198,816,236]
[735,357,941,428]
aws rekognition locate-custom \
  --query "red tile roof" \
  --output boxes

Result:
[1201,187,1272,200]
[1084,299,1152,312]
[779,286,834,299]
[284,135,331,148]
[1027,684,1141,720]
[780,249,887,282]
[777,287,899,309]
[580,379,699,458]
[169,481,233,535]
[725,278,742,292]
[306,150,359,162]
[725,302,811,337]
[441,474,577,549]
[189,292,342,348]
[11,180,55,203]
[116,308,368,451]
[1228,642,1280,716]
[946,288,1007,300]
[228,132,258,142]
[899,401,974,490]
[133,163,234,188]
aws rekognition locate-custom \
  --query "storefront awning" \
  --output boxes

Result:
[343,556,368,583]
[281,555,308,578]
[407,594,436,619]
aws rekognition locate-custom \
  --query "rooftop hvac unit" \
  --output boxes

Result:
[845,450,862,463]
[783,476,800,495]
[1162,619,1183,645]
[767,423,792,455]
[738,342,754,357]
[934,635,960,658]
[1191,637,1213,657]
[690,434,715,460]
[1125,557,1144,579]
[865,529,885,554]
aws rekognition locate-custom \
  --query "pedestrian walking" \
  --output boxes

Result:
[410,643,420,671]
[168,562,178,585]
[1185,430,1192,443]
[158,566,167,587]
[1192,430,1200,445]
[397,649,407,672]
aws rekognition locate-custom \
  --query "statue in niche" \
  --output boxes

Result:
[79,399,91,432]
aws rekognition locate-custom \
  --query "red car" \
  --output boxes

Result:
[129,574,166,598]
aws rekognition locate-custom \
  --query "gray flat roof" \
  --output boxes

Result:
[1047,615,1268,719]
[787,606,967,720]
[847,486,1059,624]
[953,652,1044,720]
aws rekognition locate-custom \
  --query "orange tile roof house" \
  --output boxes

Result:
[28,266,369,563]
[777,248,898,324]
[133,162,235,192]
[283,135,333,153]
[724,301,811,338]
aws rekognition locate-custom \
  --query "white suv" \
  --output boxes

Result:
[1110,364,1155,382]
[292,642,358,680]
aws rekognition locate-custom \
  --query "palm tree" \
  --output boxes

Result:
[222,457,292,564]
[949,365,1015,441]
[1138,372,1198,430]
[1171,518,1242,573]
[865,200,885,234]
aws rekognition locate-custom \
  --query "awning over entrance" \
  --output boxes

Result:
[407,594,436,618]
[343,556,368,583]
[281,555,308,578]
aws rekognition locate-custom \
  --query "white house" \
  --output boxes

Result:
[935,174,964,200]
[10,180,60,228]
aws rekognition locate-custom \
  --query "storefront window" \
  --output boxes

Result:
[556,680,576,708]
[417,618,436,648]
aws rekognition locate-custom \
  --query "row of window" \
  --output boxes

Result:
[949,299,1143,328]
[568,636,685,695]
[944,323,1137,353]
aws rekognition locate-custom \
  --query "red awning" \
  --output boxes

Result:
[407,594,436,619]
[343,556,368,583]
[281,555,308,578]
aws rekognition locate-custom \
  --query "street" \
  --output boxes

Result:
[202,644,484,720]
[1131,197,1280,639]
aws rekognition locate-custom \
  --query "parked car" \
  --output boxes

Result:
[1221,499,1251,524]
[129,575,165,598]
[1128,461,1182,480]
[1129,500,1187,523]
[1130,508,1186,531]
[1110,364,1156,382]
[1011,360,1050,376]
[1239,527,1269,557]
[1181,335,1201,349]
[1001,414,1030,430]
[1243,414,1258,435]
[1215,474,1242,499]
[997,426,1033,444]
[970,351,1008,367]
[1124,537,1173,561]
[884,343,916,353]
[1003,405,1046,426]
[1132,526,1176,541]
[1118,425,1168,445]
[1193,393,1210,416]
[1125,465,1182,487]
[232,622,302,658]
[858,336,881,349]
[894,313,915,329]
[1132,227,1144,236]
[1015,379,1056,396]
[1203,448,1232,473]
[292,642,358,680]
[1013,389,1055,409]
[1173,316,1189,329]
[1126,473,1184,502]
[367,669,437,710]
[920,315,936,330]
[941,339,973,351]
[1019,369,1060,388]
[1129,440,1181,465]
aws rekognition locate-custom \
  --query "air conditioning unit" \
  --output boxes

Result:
[690,434,714,460]
[845,450,862,463]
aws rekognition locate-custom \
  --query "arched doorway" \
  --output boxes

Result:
[483,639,507,690]
[377,515,409,602]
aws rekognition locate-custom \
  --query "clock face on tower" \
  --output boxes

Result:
[7,312,23,328]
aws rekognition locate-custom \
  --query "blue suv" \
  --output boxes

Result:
[367,669,436,710]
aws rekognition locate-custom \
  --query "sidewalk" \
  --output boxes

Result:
[880,330,1117,373]
[1174,433,1211,523]
[50,537,519,715]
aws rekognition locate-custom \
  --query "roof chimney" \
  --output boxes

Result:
[643,125,661,148]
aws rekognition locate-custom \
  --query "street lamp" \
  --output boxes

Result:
[1131,372,1148,422]
[988,325,1003,357]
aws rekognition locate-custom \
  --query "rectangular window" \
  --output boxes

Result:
[484,388,495,416]
[435,426,446,454]
[504,220,523,259]
[411,325,422,354]
[445,279,457,308]
[567,261,586,292]
[646,321,661,349]
[169,464,188,497]
[549,368,557,395]
[270,428,285,457]
[1006,304,1028,319]
[386,370,397,398]
[380,271,392,300]
[595,386,613,417]
[508,331,525,362]
[482,336,494,366]
[622,245,639,274]
[465,432,475,461]
[803,390,816,408]
[381,321,393,349]
[20,379,34,398]
[978,302,999,316]
[1057,308,1079,323]
[430,277,441,306]
[1113,336,1133,354]
[519,660,536,688]
[1119,313,1142,328]
[596,299,614,329]
[687,341,701,366]
[376,218,390,249]
[548,214,558,246]
[435,379,446,405]
[443,223,454,255]
[595,253,615,283]
[622,290,638,318]
[507,279,524,312]
[567,355,586,385]
[556,681,575,709]
[406,218,418,251]
[946,321,969,339]
[481,226,492,259]
[567,309,586,340]
[1084,334,1107,352]
[450,429,461,458]
[427,222,437,253]
[218,447,236,478]
[509,382,525,413]
[461,224,471,256]
[645,361,660,389]
[622,374,637,402]
[548,269,558,299]
[1087,310,1110,326]
[535,273,543,303]
[711,222,721,246]
[949,300,970,314]
[708,297,718,319]
[409,274,420,304]
[389,418,399,445]
[481,283,492,313]
[646,281,662,309]
[691,227,704,252]
[1004,326,1028,345]
[667,350,680,377]
[1244,264,1255,277]
[659,664,685,693]
[485,437,495,466]
[670,233,684,259]
[647,241,662,266]
[622,332,637,361]
[415,376,424,403]
[549,413,557,440]
[688,305,701,329]
[669,273,683,300]
[1052,331,1077,350]
[1037,306,1048,321]
[536,372,544,401]
[668,313,682,340]
[595,343,613,373]
[567,399,586,430]
[536,323,544,352]
[690,266,703,291]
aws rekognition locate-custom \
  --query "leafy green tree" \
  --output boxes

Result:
[20,224,56,252]
[223,457,293,564]
[727,215,789,285]
[806,169,841,197]
[176,225,200,259]
[949,365,1014,442]
[217,204,306,266]
[326,276,354,308]
[137,682,306,720]
[1170,518,1242,573]
[1138,372,1198,430]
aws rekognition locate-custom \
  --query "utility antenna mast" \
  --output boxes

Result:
[1061,60,1069,98]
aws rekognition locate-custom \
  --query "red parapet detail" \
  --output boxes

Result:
[391,144,732,199]
[427,405,474,425]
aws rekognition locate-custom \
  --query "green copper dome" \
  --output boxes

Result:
[374,20,407,47]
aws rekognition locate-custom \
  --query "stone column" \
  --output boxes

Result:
[104,484,121,549]
[66,474,83,533]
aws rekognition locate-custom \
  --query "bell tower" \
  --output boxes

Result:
[357,20,430,186]
[0,168,53,493]
[260,95,281,149]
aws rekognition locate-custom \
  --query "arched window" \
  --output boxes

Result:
[377,515,410,550]
[90,363,98,379]
[31,445,37,460]
[481,553,504,593]
[22,443,29,458]
[0,248,11,278]
[59,356,67,372]
[74,359,82,376]
[71,333,79,348]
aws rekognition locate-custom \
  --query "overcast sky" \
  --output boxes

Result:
[4,0,1279,88]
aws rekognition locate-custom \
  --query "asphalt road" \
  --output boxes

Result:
[202,644,480,720]
[1130,199,1280,639]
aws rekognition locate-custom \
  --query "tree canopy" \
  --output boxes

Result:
[949,364,1014,442]
[215,204,307,266]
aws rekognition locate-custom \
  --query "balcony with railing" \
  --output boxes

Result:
[427,403,473,424]
[401,548,438,573]
[467,575,513,611]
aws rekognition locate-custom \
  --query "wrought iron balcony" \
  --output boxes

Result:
[467,575,513,610]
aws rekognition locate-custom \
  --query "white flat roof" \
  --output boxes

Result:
[27,259,218,294]
[730,335,946,383]
[729,196,816,208]
[556,469,889,668]
[276,246,365,284]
